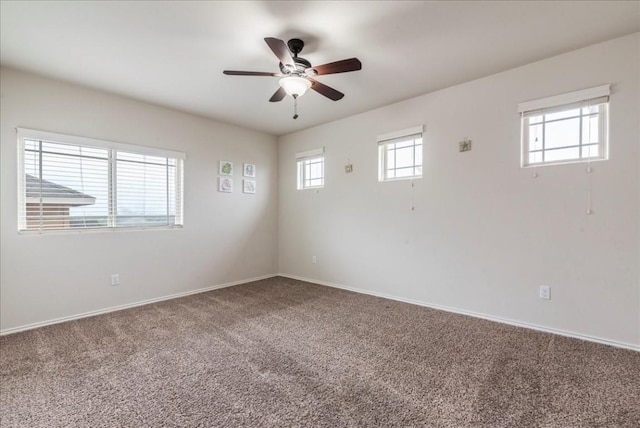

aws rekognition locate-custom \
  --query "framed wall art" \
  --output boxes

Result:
[243,163,256,177]
[243,179,256,194]
[219,177,233,193]
[219,161,233,176]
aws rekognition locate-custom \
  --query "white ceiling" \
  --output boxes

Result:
[1,1,638,136]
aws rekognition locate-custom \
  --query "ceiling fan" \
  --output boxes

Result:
[223,37,362,119]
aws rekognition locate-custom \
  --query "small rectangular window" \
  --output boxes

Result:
[378,126,423,181]
[519,85,609,167]
[17,129,184,232]
[296,147,324,190]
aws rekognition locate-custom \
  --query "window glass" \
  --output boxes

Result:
[297,156,324,189]
[379,133,422,181]
[545,118,580,149]
[522,102,607,167]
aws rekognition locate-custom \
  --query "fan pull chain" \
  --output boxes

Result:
[530,116,538,178]
[586,166,593,215]
[585,100,593,215]
[293,95,299,120]
[410,181,415,211]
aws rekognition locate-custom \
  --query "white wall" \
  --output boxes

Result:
[278,34,640,348]
[0,67,279,332]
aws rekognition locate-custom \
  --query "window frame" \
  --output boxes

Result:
[377,126,424,182]
[17,128,185,234]
[296,147,325,190]
[518,85,610,168]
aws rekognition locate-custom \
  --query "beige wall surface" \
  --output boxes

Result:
[278,34,640,347]
[0,67,279,331]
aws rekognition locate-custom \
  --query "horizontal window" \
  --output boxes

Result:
[519,85,609,167]
[17,129,184,232]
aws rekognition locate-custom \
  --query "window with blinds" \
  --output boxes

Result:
[17,129,184,232]
[378,126,423,181]
[518,85,609,167]
[296,147,324,190]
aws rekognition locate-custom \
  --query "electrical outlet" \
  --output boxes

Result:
[312,256,317,264]
[111,274,120,286]
[539,285,550,300]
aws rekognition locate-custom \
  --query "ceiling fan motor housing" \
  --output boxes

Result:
[280,57,312,74]
[279,38,313,74]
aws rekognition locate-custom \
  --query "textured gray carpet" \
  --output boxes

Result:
[1,276,638,427]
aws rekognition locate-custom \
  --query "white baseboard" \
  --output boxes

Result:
[5,272,638,352]
[0,274,278,336]
[278,273,640,352]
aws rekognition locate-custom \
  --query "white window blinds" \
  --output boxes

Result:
[518,85,610,117]
[17,129,185,232]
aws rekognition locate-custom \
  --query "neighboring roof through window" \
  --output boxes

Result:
[25,174,96,206]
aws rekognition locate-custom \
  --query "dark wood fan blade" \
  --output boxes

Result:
[264,37,295,67]
[269,87,286,102]
[223,70,280,76]
[308,78,344,101]
[308,58,362,76]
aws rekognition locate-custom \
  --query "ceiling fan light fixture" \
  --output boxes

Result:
[279,76,312,98]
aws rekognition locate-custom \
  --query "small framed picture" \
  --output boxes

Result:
[219,161,233,176]
[219,177,233,193]
[243,163,256,177]
[243,179,256,194]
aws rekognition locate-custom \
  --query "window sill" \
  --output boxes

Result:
[18,225,184,236]
[522,157,607,168]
